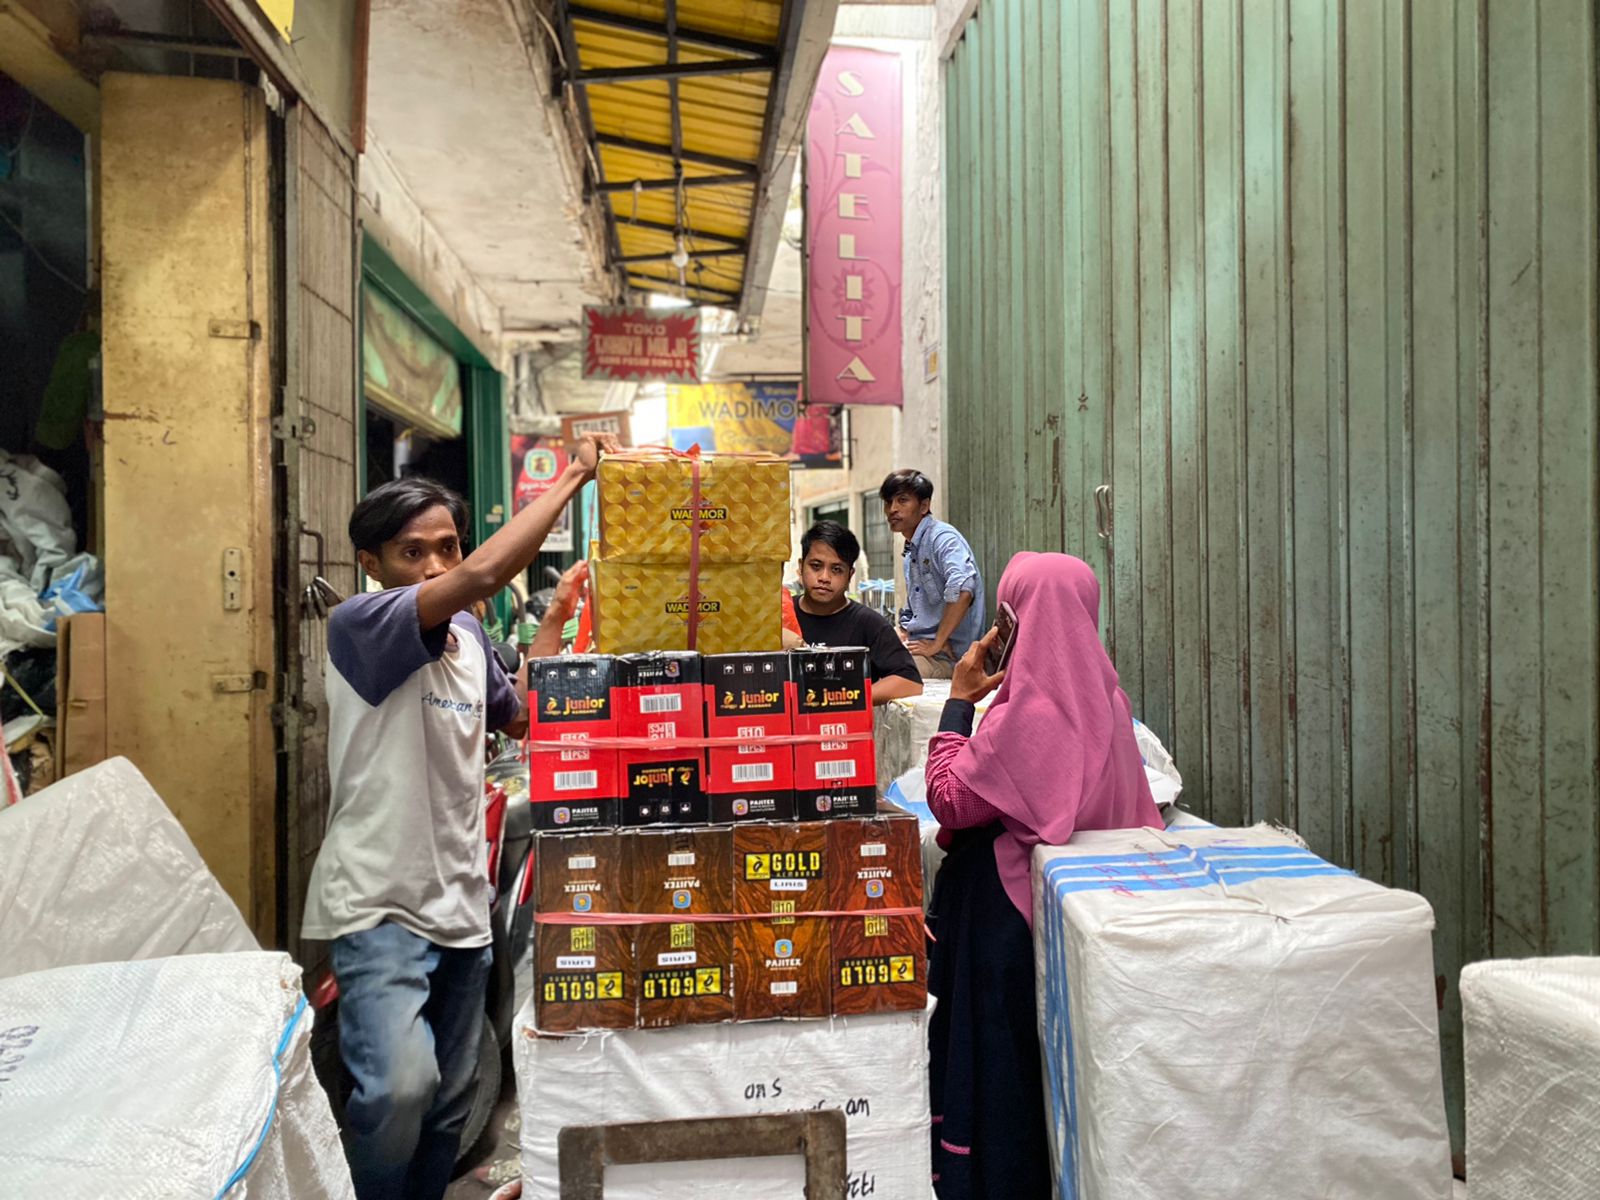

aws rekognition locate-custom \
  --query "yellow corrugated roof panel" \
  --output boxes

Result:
[578,0,783,45]
[567,0,792,307]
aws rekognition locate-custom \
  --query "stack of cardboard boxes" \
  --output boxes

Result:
[589,452,791,656]
[532,814,925,1032]
[526,648,876,832]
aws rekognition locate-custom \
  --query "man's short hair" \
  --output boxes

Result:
[879,469,934,505]
[800,520,860,567]
[349,477,469,554]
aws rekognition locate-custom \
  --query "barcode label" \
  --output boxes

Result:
[555,771,598,792]
[770,981,799,996]
[568,855,597,870]
[556,955,596,970]
[816,760,855,781]
[657,951,697,967]
[860,843,887,858]
[733,763,774,784]
[641,694,682,714]
[667,851,696,867]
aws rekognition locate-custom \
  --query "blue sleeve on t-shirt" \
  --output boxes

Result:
[327,585,449,708]
[458,616,523,730]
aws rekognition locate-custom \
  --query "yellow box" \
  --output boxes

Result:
[591,559,783,656]
[597,453,791,563]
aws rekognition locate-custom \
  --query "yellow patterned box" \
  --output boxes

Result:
[597,453,792,563]
[591,559,783,656]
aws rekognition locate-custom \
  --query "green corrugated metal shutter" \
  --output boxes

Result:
[943,0,1600,1153]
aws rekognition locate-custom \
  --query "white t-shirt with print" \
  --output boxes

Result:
[301,584,520,949]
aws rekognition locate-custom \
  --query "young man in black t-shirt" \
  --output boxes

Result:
[792,520,923,704]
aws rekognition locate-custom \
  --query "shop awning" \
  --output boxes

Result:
[552,0,835,313]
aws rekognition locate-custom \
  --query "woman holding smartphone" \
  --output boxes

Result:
[923,552,1160,1199]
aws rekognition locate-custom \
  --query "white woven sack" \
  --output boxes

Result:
[1462,957,1600,1200]
[0,952,353,1198]
[0,756,256,977]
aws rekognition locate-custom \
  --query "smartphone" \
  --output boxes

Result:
[986,602,1019,675]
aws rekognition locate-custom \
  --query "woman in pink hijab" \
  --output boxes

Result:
[924,552,1160,1199]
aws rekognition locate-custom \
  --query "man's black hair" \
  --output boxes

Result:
[349,477,469,554]
[800,520,860,567]
[879,469,934,505]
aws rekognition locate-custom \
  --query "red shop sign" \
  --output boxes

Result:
[582,306,700,383]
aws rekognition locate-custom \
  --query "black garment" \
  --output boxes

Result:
[927,823,1053,1199]
[794,597,920,686]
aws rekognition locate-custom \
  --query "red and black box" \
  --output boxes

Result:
[527,655,619,830]
[792,647,877,820]
[705,652,795,823]
[615,651,707,827]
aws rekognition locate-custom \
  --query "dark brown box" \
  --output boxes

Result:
[535,830,627,916]
[732,823,829,916]
[826,812,923,912]
[625,826,735,914]
[635,921,734,1027]
[829,912,928,1017]
[534,921,637,1032]
[626,826,736,1026]
[733,914,832,1021]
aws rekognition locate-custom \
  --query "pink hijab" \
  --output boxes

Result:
[953,552,1161,925]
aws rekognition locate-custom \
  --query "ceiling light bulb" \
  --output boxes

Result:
[671,236,690,270]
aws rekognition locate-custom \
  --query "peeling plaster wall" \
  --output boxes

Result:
[358,135,504,366]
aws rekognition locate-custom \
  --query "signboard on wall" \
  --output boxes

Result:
[362,287,463,439]
[805,46,904,407]
[561,411,633,447]
[582,306,700,383]
[510,434,573,551]
[667,381,841,469]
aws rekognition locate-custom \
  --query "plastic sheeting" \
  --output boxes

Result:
[1461,958,1600,1199]
[0,952,354,1198]
[514,1000,934,1198]
[0,756,256,978]
[1032,823,1452,1200]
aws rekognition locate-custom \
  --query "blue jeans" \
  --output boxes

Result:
[331,921,492,1200]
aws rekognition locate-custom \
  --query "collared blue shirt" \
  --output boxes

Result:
[899,515,985,658]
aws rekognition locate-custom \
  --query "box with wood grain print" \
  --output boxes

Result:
[732,823,831,1019]
[627,827,735,1026]
[533,832,635,1031]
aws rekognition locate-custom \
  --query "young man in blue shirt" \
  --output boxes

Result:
[303,433,615,1200]
[879,469,985,680]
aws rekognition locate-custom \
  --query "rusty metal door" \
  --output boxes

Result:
[277,101,360,964]
[942,0,1600,1153]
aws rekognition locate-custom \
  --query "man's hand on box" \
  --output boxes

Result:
[570,433,621,482]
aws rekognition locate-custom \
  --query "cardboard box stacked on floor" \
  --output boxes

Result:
[518,450,933,1196]
[526,647,927,1031]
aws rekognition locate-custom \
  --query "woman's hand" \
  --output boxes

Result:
[951,627,1006,703]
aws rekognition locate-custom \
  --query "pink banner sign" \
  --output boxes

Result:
[805,46,903,407]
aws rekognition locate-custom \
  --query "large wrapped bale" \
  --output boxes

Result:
[0,952,353,1198]
[0,756,255,976]
[514,999,933,1198]
[1032,823,1452,1200]
[1462,957,1600,1199]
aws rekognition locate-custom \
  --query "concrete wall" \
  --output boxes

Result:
[358,133,504,367]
